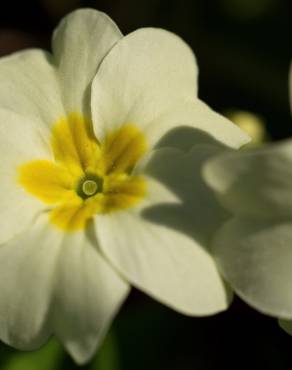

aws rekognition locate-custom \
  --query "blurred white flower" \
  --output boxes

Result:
[0,8,248,364]
[203,63,292,322]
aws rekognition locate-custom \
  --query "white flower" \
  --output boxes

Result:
[203,63,292,324]
[0,8,248,364]
[205,141,292,337]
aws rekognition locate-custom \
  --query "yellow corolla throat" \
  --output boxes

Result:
[18,113,147,231]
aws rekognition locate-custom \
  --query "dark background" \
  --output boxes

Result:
[0,0,291,369]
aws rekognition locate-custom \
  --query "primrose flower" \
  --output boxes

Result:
[0,8,248,364]
[204,138,292,319]
[203,64,292,326]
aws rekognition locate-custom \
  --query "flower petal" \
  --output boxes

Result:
[0,215,60,350]
[213,217,292,319]
[144,99,250,149]
[0,210,128,363]
[97,211,229,316]
[203,139,292,219]
[91,28,198,140]
[0,109,51,244]
[51,225,129,365]
[0,49,64,126]
[96,146,232,316]
[52,8,122,116]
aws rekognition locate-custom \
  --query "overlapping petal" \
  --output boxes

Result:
[91,27,249,149]
[97,211,230,316]
[96,146,232,316]
[52,8,122,116]
[51,226,129,364]
[91,28,197,139]
[0,212,129,364]
[141,144,231,244]
[0,9,123,130]
[204,139,292,219]
[144,99,250,150]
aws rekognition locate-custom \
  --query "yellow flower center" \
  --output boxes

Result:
[18,113,147,231]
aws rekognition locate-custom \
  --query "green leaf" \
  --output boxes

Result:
[2,339,63,370]
[90,331,120,370]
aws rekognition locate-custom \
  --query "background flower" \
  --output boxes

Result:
[204,139,292,318]
[203,61,292,325]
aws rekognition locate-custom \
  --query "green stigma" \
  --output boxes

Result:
[82,180,98,196]
[77,174,103,199]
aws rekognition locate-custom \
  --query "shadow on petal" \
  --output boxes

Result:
[154,125,227,151]
[142,126,232,252]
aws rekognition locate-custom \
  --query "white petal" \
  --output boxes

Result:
[213,218,292,319]
[0,206,128,364]
[96,147,232,316]
[97,212,229,316]
[0,109,51,244]
[0,49,64,126]
[0,215,60,350]
[203,139,292,219]
[144,99,250,149]
[52,8,122,115]
[91,28,199,140]
[279,319,292,335]
[52,225,129,365]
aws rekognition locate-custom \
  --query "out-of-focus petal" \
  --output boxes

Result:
[213,217,292,319]
[204,139,292,219]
